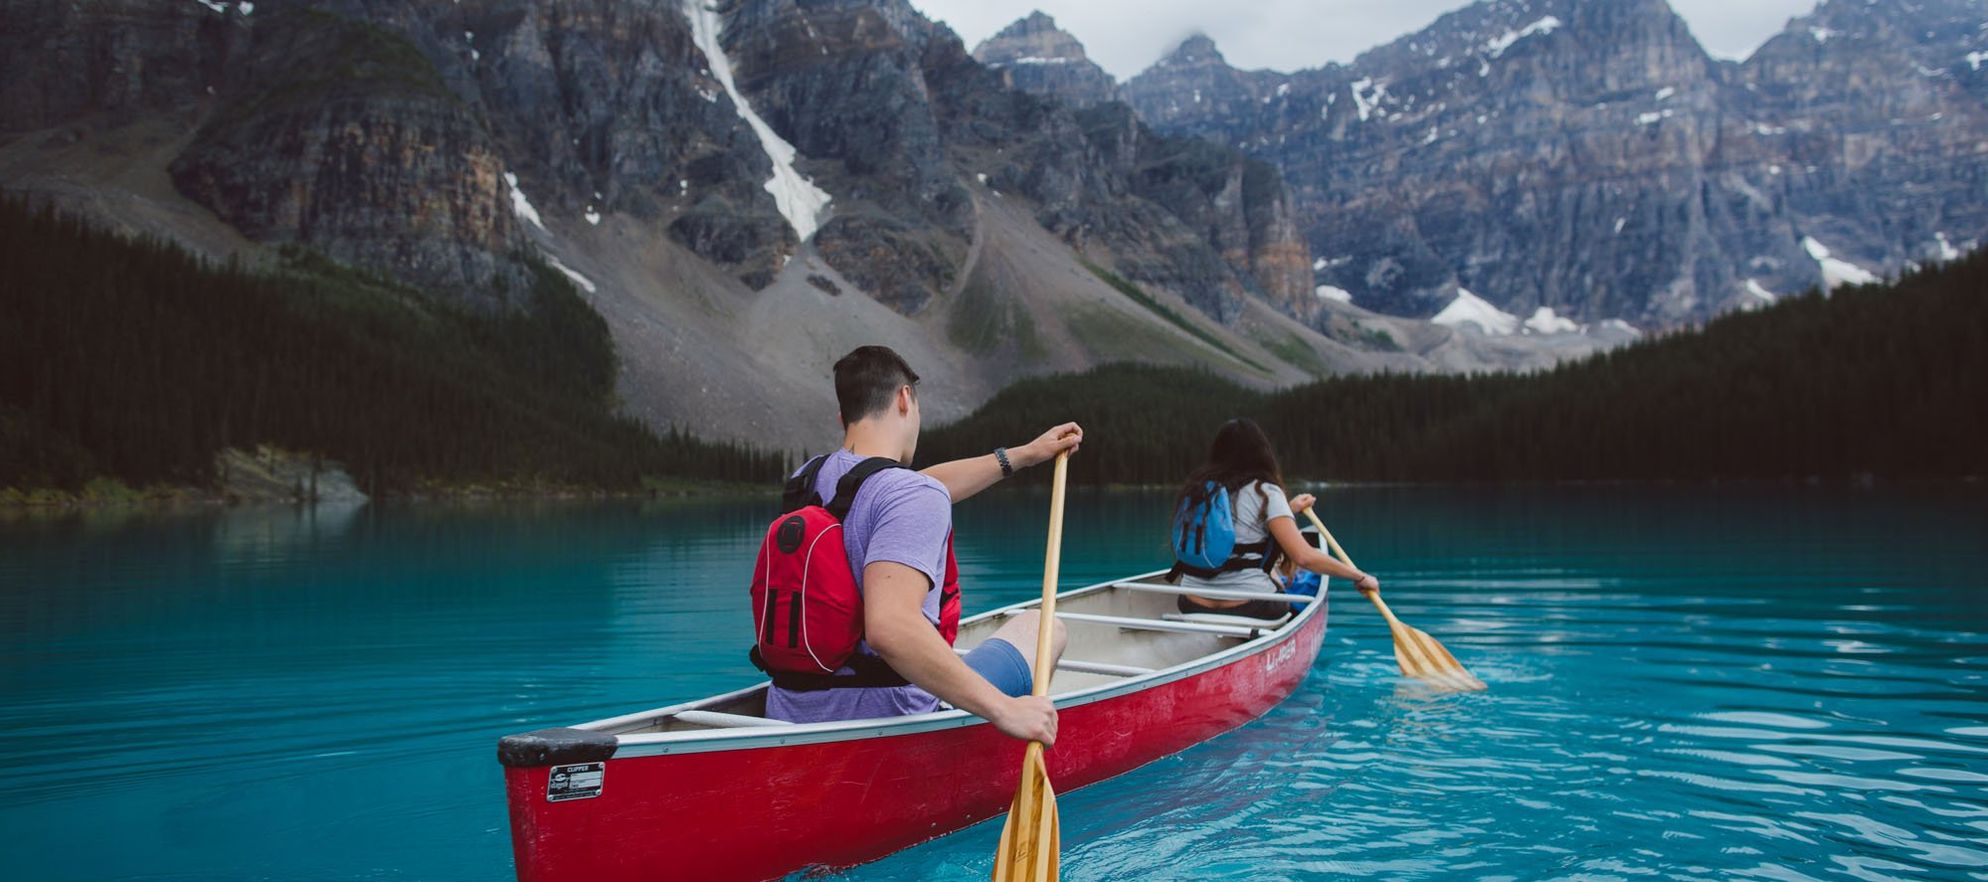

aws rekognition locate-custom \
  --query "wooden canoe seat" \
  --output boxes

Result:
[672,710,794,729]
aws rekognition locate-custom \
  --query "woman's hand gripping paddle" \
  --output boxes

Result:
[992,451,1070,882]
[1304,508,1486,692]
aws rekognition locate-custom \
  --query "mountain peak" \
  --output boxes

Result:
[976,11,1095,64]
[990,10,1062,40]
[973,11,1122,107]
[1161,33,1228,68]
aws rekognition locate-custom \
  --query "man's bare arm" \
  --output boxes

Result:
[862,562,1057,744]
[921,422,1083,502]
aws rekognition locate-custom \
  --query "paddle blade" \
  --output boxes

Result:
[992,745,1060,882]
[1389,621,1487,692]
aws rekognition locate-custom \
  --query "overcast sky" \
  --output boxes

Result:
[907,0,1819,79]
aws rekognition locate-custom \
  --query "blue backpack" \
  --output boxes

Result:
[1172,482,1239,573]
[1171,481,1280,579]
[1284,569,1322,612]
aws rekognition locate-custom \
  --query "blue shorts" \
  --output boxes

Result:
[962,637,1033,698]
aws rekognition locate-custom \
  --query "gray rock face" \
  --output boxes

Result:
[0,0,250,130]
[1124,0,1988,326]
[169,9,535,308]
[971,12,1122,109]
[3,0,1314,328]
[707,0,1310,320]
[3,0,796,297]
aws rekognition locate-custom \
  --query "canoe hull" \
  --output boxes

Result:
[503,604,1325,882]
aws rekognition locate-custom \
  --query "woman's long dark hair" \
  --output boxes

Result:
[1175,418,1288,514]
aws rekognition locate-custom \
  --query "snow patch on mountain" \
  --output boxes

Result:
[1599,319,1642,338]
[504,172,545,232]
[1802,236,1879,289]
[1350,78,1388,122]
[1485,17,1561,58]
[1315,285,1353,303]
[1936,231,1961,261]
[546,256,596,293]
[1433,288,1520,335]
[1524,307,1578,335]
[683,0,830,242]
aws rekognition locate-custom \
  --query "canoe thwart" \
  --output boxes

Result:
[1110,582,1313,604]
[954,643,1157,677]
[672,710,795,729]
[1054,658,1156,677]
[1165,612,1292,628]
[1006,609,1262,639]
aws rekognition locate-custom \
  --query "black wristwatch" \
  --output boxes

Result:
[994,447,1014,479]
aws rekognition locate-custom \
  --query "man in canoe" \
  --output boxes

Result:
[758,345,1080,744]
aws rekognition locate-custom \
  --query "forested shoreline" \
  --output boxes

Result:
[7,196,1981,503]
[923,251,1987,485]
[0,198,788,501]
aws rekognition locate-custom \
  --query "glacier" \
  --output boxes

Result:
[682,0,831,242]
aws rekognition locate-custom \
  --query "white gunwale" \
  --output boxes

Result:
[584,569,1327,759]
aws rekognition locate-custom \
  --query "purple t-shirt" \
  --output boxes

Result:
[764,449,954,723]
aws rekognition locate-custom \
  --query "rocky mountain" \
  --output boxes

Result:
[970,12,1121,109]
[1123,0,1988,328]
[0,0,1633,451]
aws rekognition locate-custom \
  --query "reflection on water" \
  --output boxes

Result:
[0,486,1984,881]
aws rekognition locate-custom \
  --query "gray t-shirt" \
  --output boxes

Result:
[1179,481,1293,594]
[764,450,953,723]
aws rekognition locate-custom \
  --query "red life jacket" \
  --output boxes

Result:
[749,455,961,690]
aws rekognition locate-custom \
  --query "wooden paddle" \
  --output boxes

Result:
[1304,508,1486,692]
[992,451,1070,882]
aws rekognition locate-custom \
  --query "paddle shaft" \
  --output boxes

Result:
[1303,508,1401,624]
[992,452,1070,882]
[1031,452,1070,697]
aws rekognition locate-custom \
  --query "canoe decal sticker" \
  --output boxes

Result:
[547,762,605,802]
[1264,640,1297,674]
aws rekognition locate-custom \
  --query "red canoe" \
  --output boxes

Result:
[497,569,1329,882]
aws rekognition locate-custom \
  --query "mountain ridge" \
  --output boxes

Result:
[1108,0,1988,326]
[2,0,1778,451]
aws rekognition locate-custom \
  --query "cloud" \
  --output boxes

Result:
[910,0,1817,79]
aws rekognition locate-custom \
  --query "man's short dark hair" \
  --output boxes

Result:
[833,346,920,424]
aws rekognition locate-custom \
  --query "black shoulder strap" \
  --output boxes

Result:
[781,455,831,513]
[825,456,907,521]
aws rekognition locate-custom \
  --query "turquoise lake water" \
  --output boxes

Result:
[2,486,1985,881]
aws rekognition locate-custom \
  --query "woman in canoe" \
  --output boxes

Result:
[1169,418,1379,619]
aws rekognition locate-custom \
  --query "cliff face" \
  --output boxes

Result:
[0,0,249,129]
[9,0,1641,452]
[1124,0,1988,326]
[970,11,1122,109]
[698,0,1313,321]
[170,10,534,307]
[1733,0,1988,280]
